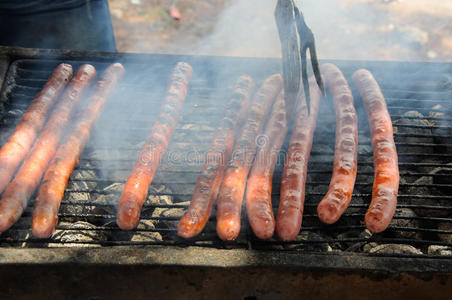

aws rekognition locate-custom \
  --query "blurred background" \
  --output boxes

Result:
[108,0,452,62]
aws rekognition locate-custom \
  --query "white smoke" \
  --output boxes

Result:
[178,0,451,62]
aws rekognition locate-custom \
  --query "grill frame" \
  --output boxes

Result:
[0,46,451,275]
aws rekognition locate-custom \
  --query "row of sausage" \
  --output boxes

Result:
[0,61,398,242]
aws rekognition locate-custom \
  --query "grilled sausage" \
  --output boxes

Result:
[352,69,399,233]
[317,63,358,224]
[30,63,125,238]
[117,62,193,230]
[215,74,283,241]
[276,77,322,241]
[245,90,287,240]
[177,75,255,238]
[0,63,73,194]
[0,64,96,233]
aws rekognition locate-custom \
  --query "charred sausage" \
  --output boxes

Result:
[117,62,193,230]
[275,77,322,241]
[0,64,97,233]
[0,63,73,193]
[352,69,399,233]
[31,63,125,238]
[245,90,287,240]
[177,75,255,238]
[317,63,358,224]
[215,74,283,241]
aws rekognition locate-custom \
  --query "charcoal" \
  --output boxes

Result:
[334,229,371,251]
[152,182,192,195]
[437,222,452,243]
[71,169,97,181]
[152,204,185,218]
[363,242,378,252]
[429,111,446,121]
[58,203,94,219]
[427,245,452,255]
[358,144,372,155]
[0,220,33,247]
[130,219,163,242]
[393,111,434,150]
[431,164,452,185]
[153,200,189,229]
[103,182,124,192]
[64,163,98,202]
[284,231,329,252]
[93,182,123,207]
[402,111,424,119]
[408,165,452,217]
[7,108,23,116]
[148,194,174,205]
[149,183,168,194]
[93,193,117,207]
[48,221,108,247]
[66,191,91,202]
[81,183,120,219]
[106,170,132,181]
[367,244,423,255]
[390,208,422,239]
[66,170,98,202]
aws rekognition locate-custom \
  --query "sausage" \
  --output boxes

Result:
[215,74,283,241]
[0,64,96,233]
[317,63,358,224]
[275,77,322,241]
[352,69,399,233]
[177,75,255,238]
[117,62,193,230]
[0,63,73,194]
[245,90,287,240]
[30,63,125,238]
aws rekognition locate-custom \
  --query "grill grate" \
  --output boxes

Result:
[0,57,451,259]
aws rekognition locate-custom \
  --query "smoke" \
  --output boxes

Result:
[177,0,452,62]
[77,0,452,219]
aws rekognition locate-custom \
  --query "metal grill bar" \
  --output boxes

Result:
[0,57,451,262]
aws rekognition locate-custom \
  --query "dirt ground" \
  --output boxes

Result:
[108,0,452,62]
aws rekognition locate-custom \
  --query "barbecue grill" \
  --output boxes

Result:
[0,46,451,298]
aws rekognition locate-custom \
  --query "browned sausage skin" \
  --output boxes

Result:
[317,63,358,224]
[276,77,322,241]
[215,74,283,241]
[0,64,97,234]
[177,75,255,239]
[245,90,287,240]
[31,63,125,238]
[0,63,73,194]
[352,69,399,233]
[117,62,192,230]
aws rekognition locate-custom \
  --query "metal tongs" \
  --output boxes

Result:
[275,0,325,122]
